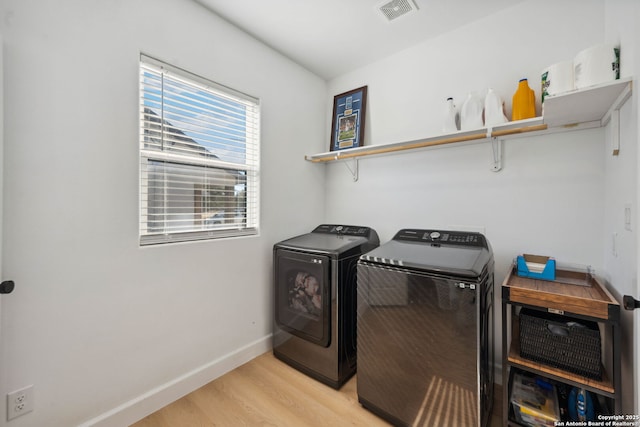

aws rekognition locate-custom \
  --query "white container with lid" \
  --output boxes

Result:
[460,92,484,130]
[484,88,508,126]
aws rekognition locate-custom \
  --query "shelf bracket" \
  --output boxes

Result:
[491,138,503,172]
[610,108,620,156]
[344,158,359,182]
[602,80,631,156]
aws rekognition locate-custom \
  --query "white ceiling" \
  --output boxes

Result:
[194,0,526,80]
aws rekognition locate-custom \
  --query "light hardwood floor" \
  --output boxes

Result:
[131,351,503,426]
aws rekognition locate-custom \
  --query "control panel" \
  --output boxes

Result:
[393,229,487,248]
[312,224,373,237]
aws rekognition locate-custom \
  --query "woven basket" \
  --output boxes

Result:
[519,308,602,380]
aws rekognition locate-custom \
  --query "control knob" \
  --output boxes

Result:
[430,231,441,240]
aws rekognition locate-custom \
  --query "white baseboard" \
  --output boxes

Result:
[78,336,502,427]
[78,334,272,427]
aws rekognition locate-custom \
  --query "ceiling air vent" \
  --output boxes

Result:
[377,0,418,22]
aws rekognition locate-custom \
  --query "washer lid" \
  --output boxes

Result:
[276,224,379,256]
[360,229,492,278]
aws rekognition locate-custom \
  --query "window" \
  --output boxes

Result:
[139,55,260,245]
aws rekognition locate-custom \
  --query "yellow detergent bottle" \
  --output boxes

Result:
[511,78,536,121]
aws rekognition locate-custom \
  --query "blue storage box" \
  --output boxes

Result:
[516,254,556,280]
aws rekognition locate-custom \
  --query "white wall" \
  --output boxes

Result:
[1,0,638,425]
[324,0,638,400]
[604,0,640,413]
[325,0,608,247]
[326,1,607,269]
[0,0,326,426]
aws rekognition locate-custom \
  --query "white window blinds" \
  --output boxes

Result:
[139,55,260,245]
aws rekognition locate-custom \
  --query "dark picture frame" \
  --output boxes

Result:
[330,86,367,152]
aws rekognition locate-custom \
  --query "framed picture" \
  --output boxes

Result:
[330,86,367,152]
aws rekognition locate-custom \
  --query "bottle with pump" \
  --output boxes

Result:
[443,97,459,133]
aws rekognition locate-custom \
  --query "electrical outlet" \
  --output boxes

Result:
[7,385,33,421]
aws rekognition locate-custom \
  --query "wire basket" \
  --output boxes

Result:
[519,308,602,380]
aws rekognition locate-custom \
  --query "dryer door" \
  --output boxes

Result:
[275,249,331,347]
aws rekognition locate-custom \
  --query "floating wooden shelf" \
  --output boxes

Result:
[306,120,547,163]
[306,77,632,164]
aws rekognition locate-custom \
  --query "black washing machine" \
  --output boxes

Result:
[273,224,379,389]
[357,229,494,427]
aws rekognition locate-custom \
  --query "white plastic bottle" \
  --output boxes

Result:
[442,97,459,133]
[460,92,484,130]
[484,88,508,126]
